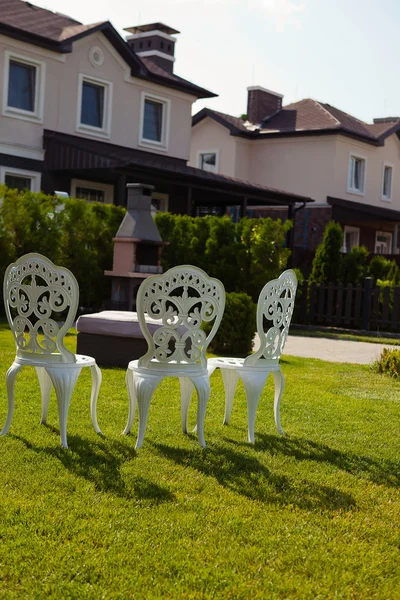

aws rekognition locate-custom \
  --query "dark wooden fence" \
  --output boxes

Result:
[294,278,400,332]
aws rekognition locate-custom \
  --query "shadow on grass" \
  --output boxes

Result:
[12,431,175,504]
[151,441,355,512]
[230,433,400,488]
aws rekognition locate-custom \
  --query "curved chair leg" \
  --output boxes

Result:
[135,374,162,450]
[191,375,211,448]
[46,367,81,448]
[89,364,102,435]
[36,367,53,425]
[272,369,285,435]
[240,370,270,444]
[179,377,195,434]
[0,362,22,436]
[123,369,137,435]
[220,368,240,425]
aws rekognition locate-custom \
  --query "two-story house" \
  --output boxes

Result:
[190,86,400,254]
[0,0,311,227]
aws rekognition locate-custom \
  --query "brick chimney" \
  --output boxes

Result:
[124,23,180,73]
[247,86,283,125]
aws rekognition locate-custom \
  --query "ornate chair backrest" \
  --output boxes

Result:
[137,265,225,371]
[244,269,297,367]
[4,253,79,363]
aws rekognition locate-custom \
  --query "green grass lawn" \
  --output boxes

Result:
[0,326,400,599]
[291,327,400,346]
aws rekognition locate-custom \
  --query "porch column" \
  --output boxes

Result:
[240,196,248,219]
[187,186,193,215]
[393,223,398,254]
[115,174,128,206]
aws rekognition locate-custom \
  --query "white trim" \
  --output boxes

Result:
[246,85,283,98]
[88,46,104,68]
[136,50,175,62]
[2,51,46,123]
[375,230,393,254]
[125,30,177,43]
[0,35,66,62]
[151,191,169,213]
[197,149,220,173]
[139,92,170,151]
[71,179,114,204]
[342,225,360,253]
[347,152,367,196]
[381,162,393,202]
[0,167,41,192]
[76,73,113,139]
[0,142,44,161]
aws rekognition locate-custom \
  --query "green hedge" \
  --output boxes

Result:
[0,186,124,310]
[205,292,257,356]
[155,213,292,301]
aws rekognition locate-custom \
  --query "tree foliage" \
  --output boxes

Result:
[309,221,343,284]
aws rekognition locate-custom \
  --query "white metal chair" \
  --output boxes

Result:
[208,269,297,443]
[123,265,225,449]
[2,253,102,448]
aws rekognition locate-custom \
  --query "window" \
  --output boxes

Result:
[342,226,360,253]
[375,231,392,254]
[3,51,45,122]
[151,192,169,214]
[77,75,112,138]
[140,93,170,149]
[382,164,393,201]
[0,167,41,192]
[347,154,366,195]
[71,179,114,203]
[198,151,219,173]
[199,152,218,173]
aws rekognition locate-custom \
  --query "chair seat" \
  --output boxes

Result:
[208,357,281,371]
[128,359,208,379]
[14,354,96,368]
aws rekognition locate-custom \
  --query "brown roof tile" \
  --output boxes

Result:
[195,98,400,145]
[0,0,82,40]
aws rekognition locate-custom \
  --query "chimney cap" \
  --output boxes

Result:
[247,85,283,99]
[124,23,180,36]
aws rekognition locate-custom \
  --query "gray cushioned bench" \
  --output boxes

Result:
[76,310,159,367]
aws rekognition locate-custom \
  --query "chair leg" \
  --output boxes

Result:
[122,369,137,436]
[45,367,81,448]
[191,375,211,448]
[272,369,285,435]
[135,374,162,450]
[90,364,102,435]
[220,368,240,425]
[179,377,195,434]
[36,367,53,425]
[240,370,269,444]
[0,362,22,436]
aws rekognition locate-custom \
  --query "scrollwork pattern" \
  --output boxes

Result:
[261,272,297,359]
[5,257,76,357]
[139,268,224,365]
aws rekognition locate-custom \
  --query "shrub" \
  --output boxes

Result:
[371,348,400,378]
[206,292,256,356]
[309,221,343,284]
[368,256,393,281]
[341,245,369,284]
[0,186,125,312]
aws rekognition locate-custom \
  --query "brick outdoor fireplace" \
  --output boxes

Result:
[105,183,167,310]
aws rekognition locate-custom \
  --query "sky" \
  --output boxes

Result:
[31,0,400,122]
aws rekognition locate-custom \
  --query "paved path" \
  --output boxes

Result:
[282,335,398,364]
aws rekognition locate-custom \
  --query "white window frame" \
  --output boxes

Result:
[342,225,360,253]
[0,166,41,192]
[375,231,393,255]
[76,74,113,139]
[151,192,169,214]
[139,92,170,151]
[347,153,367,196]
[2,51,46,123]
[197,150,219,173]
[70,179,114,203]
[381,163,393,202]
